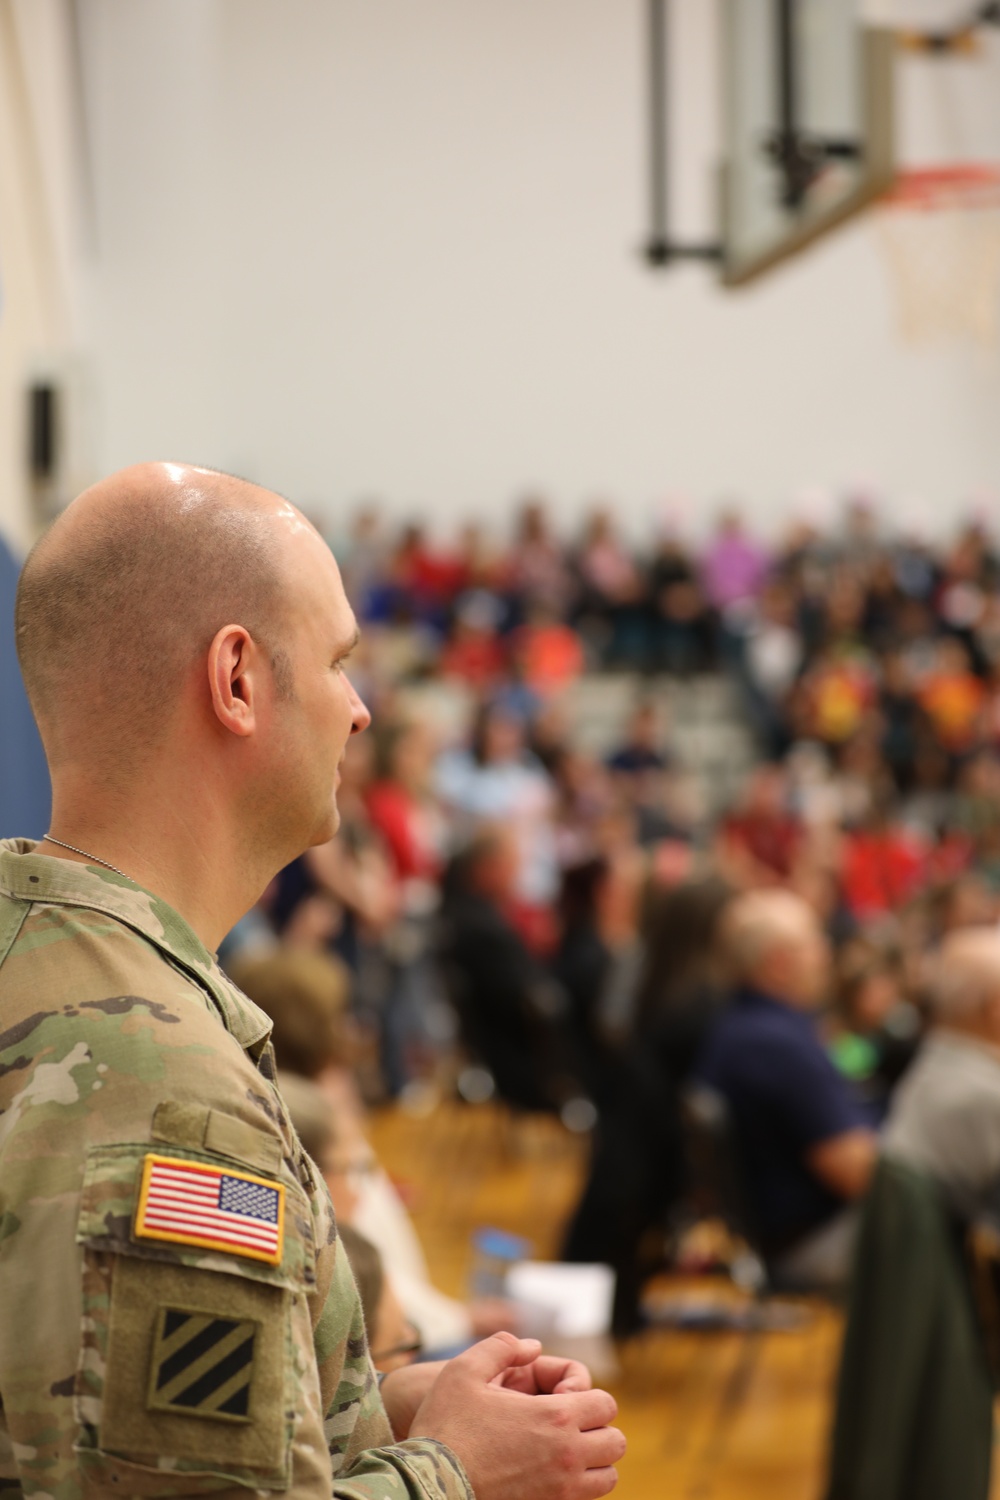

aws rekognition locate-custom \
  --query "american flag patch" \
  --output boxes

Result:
[134,1154,285,1265]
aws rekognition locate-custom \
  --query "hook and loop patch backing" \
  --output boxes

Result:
[95,1257,290,1474]
[134,1152,285,1265]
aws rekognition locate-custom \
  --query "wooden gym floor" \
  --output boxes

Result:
[370,1097,849,1500]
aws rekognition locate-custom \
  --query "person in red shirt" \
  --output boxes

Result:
[365,721,444,890]
[365,721,449,1093]
[716,764,804,888]
[439,602,507,690]
[840,799,928,922]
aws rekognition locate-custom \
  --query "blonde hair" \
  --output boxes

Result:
[228,947,351,1077]
[275,1069,337,1165]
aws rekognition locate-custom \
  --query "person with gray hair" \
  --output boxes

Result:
[884,928,1000,1221]
[696,889,878,1287]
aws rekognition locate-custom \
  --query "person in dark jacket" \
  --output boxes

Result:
[437,829,583,1112]
[826,1156,993,1500]
[562,878,734,1334]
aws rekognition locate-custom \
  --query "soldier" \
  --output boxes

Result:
[0,463,625,1500]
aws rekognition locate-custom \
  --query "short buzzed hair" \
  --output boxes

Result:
[16,469,293,764]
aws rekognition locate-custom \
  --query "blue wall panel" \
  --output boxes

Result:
[0,537,51,840]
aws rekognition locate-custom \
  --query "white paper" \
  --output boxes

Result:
[505,1261,615,1338]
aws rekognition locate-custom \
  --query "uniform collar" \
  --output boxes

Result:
[0,838,272,1054]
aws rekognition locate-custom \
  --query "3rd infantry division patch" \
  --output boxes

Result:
[148,1307,259,1423]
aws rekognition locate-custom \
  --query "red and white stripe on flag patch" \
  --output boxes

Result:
[134,1153,285,1265]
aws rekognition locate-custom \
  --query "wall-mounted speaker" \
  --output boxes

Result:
[29,383,58,480]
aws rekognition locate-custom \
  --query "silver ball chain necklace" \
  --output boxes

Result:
[42,836,133,882]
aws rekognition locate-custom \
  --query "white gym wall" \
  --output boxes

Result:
[2,0,999,548]
[0,0,91,553]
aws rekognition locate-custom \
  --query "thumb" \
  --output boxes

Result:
[453,1330,542,1383]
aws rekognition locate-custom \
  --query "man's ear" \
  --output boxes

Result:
[207,624,259,738]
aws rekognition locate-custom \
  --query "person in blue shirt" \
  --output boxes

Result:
[697,889,878,1288]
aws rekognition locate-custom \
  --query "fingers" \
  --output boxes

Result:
[451,1330,543,1383]
[491,1366,537,1394]
[547,1358,593,1394]
[578,1466,621,1498]
[562,1387,619,1431]
[494,1356,592,1395]
[578,1423,628,1472]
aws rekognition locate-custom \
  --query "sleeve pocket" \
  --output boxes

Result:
[73,1141,317,1495]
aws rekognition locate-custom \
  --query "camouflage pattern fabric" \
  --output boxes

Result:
[0,840,474,1500]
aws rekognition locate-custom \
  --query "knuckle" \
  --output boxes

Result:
[544,1431,579,1493]
[548,1402,573,1432]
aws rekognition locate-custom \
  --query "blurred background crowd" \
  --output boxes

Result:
[218,490,1000,1357]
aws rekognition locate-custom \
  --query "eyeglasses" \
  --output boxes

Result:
[370,1323,424,1364]
[327,1157,377,1184]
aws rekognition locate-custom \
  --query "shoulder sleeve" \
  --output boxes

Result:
[0,912,471,1500]
[765,1032,867,1148]
[316,1242,473,1500]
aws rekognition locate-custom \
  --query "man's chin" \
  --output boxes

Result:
[308,805,341,848]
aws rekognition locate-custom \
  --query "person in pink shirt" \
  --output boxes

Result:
[702,509,769,613]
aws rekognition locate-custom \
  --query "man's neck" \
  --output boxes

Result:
[43,777,273,952]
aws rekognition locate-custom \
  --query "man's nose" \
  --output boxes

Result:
[347,677,372,734]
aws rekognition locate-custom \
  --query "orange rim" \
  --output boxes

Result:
[881,164,1000,210]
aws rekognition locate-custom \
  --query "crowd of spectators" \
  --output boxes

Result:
[220,491,1000,1342]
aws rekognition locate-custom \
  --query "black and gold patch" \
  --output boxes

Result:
[148,1307,258,1423]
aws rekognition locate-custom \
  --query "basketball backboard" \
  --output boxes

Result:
[719,1,895,285]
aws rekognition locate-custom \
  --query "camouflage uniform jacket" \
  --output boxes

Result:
[0,840,473,1500]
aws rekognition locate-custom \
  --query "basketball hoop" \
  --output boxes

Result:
[876,164,1000,347]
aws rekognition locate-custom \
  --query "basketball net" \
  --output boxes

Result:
[876,165,1000,347]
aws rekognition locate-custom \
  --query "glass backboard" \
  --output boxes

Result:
[721,1,895,286]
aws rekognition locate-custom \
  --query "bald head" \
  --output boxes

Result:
[16,463,304,766]
[15,461,370,945]
[722,889,830,1008]
[926,929,1000,1026]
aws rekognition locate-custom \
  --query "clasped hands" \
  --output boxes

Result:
[381,1330,625,1500]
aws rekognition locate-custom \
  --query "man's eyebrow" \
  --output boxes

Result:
[336,625,362,659]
